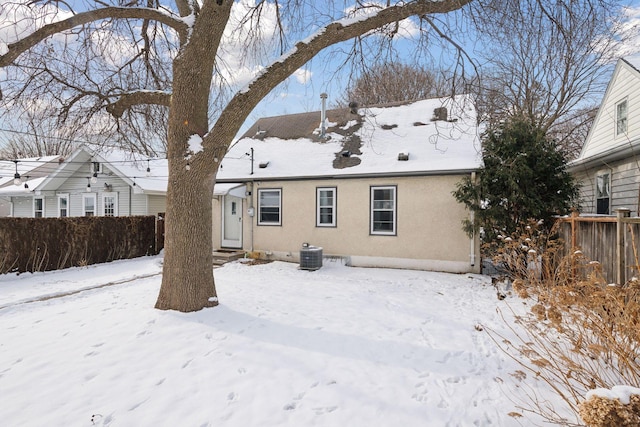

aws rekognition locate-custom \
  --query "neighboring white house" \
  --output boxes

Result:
[0,146,167,218]
[569,56,640,216]
[213,95,483,273]
[0,155,62,216]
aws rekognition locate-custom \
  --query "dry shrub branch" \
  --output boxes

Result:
[487,220,640,426]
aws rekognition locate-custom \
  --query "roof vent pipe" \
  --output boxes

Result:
[320,93,328,137]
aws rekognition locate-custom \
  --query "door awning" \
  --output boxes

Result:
[213,183,246,198]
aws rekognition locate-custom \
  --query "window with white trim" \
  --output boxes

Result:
[57,194,69,217]
[34,197,44,218]
[102,193,118,217]
[596,173,611,215]
[370,186,396,235]
[616,100,628,136]
[258,189,281,225]
[83,193,96,217]
[316,187,336,227]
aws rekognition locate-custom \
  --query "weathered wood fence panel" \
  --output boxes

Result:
[556,209,640,284]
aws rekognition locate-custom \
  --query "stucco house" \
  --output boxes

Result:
[0,146,167,218]
[569,56,640,216]
[213,95,482,273]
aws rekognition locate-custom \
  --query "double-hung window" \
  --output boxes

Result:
[33,197,44,218]
[370,186,396,235]
[596,173,611,215]
[58,194,69,217]
[316,187,336,227]
[258,189,281,225]
[83,193,96,217]
[616,100,628,136]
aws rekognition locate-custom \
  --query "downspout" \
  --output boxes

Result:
[470,171,476,267]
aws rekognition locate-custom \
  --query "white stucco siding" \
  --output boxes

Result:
[581,63,640,160]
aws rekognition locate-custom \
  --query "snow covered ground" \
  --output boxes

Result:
[0,255,562,426]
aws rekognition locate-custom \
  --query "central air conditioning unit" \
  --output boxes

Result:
[300,243,323,271]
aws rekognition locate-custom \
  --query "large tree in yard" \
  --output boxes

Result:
[0,0,472,311]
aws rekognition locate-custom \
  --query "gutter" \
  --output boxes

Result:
[568,137,640,172]
[216,168,481,183]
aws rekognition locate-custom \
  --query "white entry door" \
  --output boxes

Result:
[222,195,243,248]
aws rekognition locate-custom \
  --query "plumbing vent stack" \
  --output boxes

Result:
[320,93,328,137]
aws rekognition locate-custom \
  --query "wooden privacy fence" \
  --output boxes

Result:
[555,209,640,284]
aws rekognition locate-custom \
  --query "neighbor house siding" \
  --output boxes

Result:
[574,158,640,216]
[12,197,33,217]
[130,193,149,216]
[147,195,166,216]
[581,63,640,159]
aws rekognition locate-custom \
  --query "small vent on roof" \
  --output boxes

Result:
[432,107,448,121]
[259,161,270,169]
[398,152,409,161]
[255,130,267,140]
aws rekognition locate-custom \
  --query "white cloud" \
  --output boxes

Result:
[605,6,640,58]
[214,0,281,89]
[0,1,73,56]
[343,1,421,39]
[293,68,313,85]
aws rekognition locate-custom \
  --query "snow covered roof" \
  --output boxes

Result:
[217,95,481,181]
[5,147,168,196]
[94,149,168,194]
[623,54,640,72]
[0,155,62,190]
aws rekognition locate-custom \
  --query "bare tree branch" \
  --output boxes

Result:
[106,90,171,118]
[204,0,473,158]
[0,6,188,67]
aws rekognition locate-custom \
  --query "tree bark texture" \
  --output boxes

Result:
[155,0,233,311]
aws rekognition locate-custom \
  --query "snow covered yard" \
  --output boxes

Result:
[0,255,558,426]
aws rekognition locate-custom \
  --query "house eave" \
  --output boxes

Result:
[216,168,479,183]
[568,138,640,172]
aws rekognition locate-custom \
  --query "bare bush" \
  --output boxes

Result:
[487,221,640,425]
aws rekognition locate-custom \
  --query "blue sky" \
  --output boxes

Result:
[245,0,640,130]
[2,0,640,146]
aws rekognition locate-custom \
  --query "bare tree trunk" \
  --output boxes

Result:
[155,166,217,311]
[154,2,232,311]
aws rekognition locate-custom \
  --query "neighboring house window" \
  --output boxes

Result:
[92,161,102,174]
[316,187,336,227]
[83,193,96,217]
[616,100,628,135]
[58,194,69,217]
[33,197,44,218]
[258,189,281,225]
[596,173,611,215]
[102,193,118,217]
[371,186,396,235]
